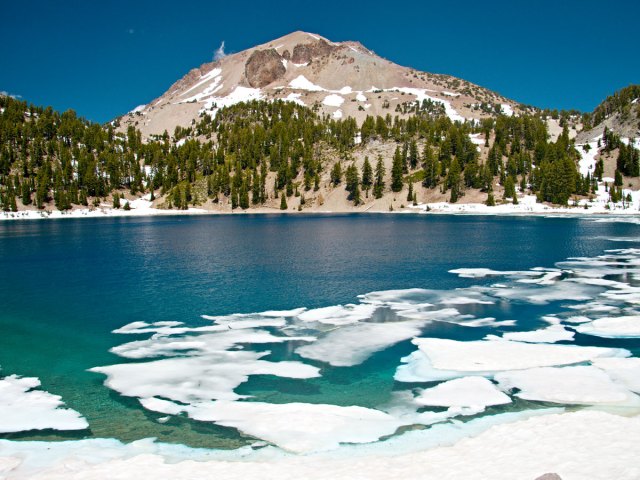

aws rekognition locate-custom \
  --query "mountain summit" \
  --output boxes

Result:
[119,31,520,137]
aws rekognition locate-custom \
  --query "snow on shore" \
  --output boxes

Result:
[2,410,640,480]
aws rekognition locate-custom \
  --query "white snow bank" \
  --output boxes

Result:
[4,410,640,480]
[289,75,325,91]
[322,94,345,107]
[0,375,88,433]
[202,86,264,114]
[284,92,305,106]
[129,104,146,114]
[501,104,514,116]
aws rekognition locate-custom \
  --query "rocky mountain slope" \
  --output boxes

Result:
[118,31,523,139]
[577,85,640,143]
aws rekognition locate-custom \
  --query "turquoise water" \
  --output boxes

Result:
[1,214,639,449]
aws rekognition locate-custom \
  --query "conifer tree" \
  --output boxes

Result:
[391,147,404,192]
[374,156,385,199]
[280,191,288,210]
[447,158,462,203]
[361,156,373,196]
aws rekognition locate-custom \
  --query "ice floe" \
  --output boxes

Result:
[415,376,511,409]
[91,349,320,404]
[495,366,640,406]
[396,338,628,383]
[295,320,427,367]
[186,401,405,453]
[0,375,88,433]
[493,324,575,343]
[576,315,640,338]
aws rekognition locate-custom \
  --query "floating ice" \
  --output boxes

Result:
[495,366,640,406]
[91,350,320,404]
[186,401,405,453]
[295,320,427,367]
[396,338,629,383]
[576,315,640,338]
[496,324,575,343]
[0,375,88,433]
[415,377,511,409]
[297,303,377,325]
[592,357,640,393]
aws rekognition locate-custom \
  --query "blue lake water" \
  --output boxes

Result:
[1,213,639,450]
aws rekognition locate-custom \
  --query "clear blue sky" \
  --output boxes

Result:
[1,0,638,123]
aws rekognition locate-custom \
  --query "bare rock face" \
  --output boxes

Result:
[281,49,291,61]
[245,49,286,88]
[291,39,335,64]
[535,474,562,480]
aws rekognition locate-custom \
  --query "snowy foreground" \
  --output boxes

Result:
[1,410,639,479]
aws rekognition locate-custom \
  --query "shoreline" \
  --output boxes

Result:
[1,203,639,222]
[2,408,639,479]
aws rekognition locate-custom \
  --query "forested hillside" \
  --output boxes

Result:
[1,93,636,214]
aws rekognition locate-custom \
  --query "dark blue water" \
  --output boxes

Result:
[0,214,638,448]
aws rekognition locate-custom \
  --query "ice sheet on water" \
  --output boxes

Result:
[576,315,640,338]
[495,366,640,406]
[493,324,575,343]
[396,338,629,383]
[91,350,320,404]
[0,375,88,433]
[415,376,511,409]
[295,320,427,366]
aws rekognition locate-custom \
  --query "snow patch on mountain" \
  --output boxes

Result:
[289,75,325,91]
[323,94,345,107]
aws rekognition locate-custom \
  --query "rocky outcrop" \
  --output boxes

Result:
[245,49,286,88]
[291,39,335,64]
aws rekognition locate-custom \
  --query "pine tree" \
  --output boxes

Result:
[330,162,342,186]
[361,156,373,196]
[113,194,121,209]
[374,156,385,199]
[409,140,418,169]
[422,145,438,188]
[407,182,414,202]
[280,191,288,210]
[447,158,462,203]
[391,147,403,192]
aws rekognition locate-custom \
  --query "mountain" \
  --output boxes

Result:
[577,85,640,143]
[2,37,639,220]
[118,31,522,138]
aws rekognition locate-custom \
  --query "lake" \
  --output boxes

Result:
[1,213,639,453]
